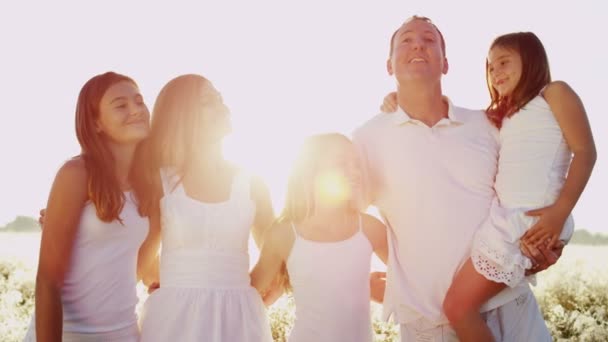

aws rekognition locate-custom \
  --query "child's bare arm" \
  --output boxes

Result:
[250,223,293,295]
[523,81,596,248]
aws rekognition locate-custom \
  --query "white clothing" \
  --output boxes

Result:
[352,98,531,325]
[472,95,574,288]
[286,215,374,342]
[24,320,139,342]
[138,169,271,342]
[399,291,551,341]
[24,192,148,341]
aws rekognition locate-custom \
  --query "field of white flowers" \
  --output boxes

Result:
[1,232,606,341]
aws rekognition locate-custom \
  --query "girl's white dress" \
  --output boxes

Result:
[139,169,271,342]
[286,215,374,342]
[472,95,574,287]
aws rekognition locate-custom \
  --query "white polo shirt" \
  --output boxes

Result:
[352,98,529,326]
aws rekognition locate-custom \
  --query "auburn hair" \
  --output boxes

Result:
[75,71,138,222]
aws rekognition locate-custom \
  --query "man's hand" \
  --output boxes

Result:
[370,271,386,303]
[520,240,564,276]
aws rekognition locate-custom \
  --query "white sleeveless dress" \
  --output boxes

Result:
[472,95,574,287]
[23,192,148,342]
[286,215,374,342]
[139,169,271,342]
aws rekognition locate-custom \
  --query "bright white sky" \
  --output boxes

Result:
[1,1,606,234]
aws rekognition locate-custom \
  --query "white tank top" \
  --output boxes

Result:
[286,215,374,342]
[61,192,148,333]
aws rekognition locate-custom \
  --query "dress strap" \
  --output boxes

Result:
[159,168,183,195]
[290,222,299,239]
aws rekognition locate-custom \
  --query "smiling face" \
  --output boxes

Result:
[487,46,523,98]
[387,18,448,83]
[96,80,150,145]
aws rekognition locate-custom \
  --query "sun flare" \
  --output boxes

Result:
[315,170,351,206]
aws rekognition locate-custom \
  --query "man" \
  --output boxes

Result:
[353,16,562,341]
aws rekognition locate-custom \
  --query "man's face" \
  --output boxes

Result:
[387,19,448,83]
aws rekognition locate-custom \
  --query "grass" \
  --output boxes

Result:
[1,233,606,341]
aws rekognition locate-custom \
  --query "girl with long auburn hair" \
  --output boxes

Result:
[25,72,160,341]
[135,74,275,342]
[250,133,388,342]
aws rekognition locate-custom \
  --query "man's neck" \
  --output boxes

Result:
[397,82,448,127]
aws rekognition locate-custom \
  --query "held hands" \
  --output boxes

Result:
[380,92,398,113]
[521,204,570,249]
[370,271,387,303]
[261,283,284,307]
[261,276,284,307]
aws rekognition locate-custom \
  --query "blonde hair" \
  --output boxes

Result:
[277,132,357,290]
[132,74,229,215]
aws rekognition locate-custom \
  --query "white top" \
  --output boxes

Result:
[138,168,272,342]
[496,95,572,208]
[471,95,574,288]
[61,192,148,333]
[352,98,529,325]
[158,168,255,288]
[286,215,374,342]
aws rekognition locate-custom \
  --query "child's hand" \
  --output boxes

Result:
[521,204,569,249]
[380,92,398,113]
[370,271,386,303]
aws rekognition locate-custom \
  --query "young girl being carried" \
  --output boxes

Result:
[381,32,597,341]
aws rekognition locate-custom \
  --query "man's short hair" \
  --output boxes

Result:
[389,15,446,57]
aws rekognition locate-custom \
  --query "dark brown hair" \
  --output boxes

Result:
[485,32,552,128]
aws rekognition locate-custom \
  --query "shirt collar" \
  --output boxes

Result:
[389,96,464,126]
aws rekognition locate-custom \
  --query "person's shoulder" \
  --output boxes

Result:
[352,112,392,141]
[542,80,576,102]
[52,156,88,197]
[452,104,496,132]
[57,156,87,182]
[452,104,487,121]
[360,213,386,230]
